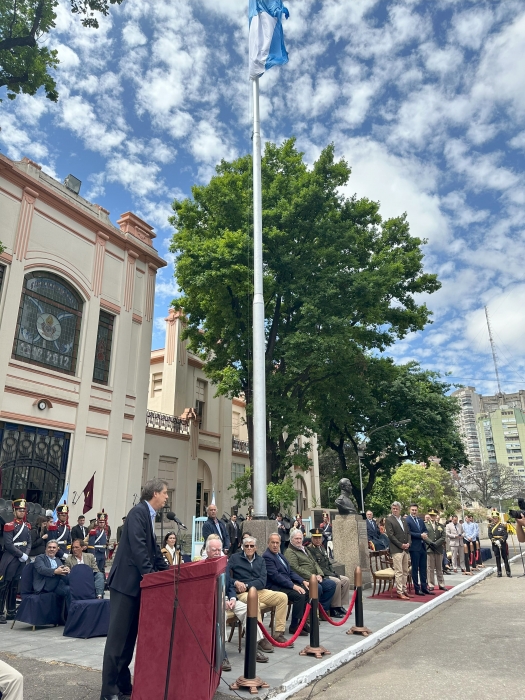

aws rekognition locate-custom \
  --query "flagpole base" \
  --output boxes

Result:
[230,676,269,694]
[348,626,372,636]
[299,645,330,659]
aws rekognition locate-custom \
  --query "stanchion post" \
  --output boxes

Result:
[230,587,269,695]
[299,575,330,659]
[348,566,372,637]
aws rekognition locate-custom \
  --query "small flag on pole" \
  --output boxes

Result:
[249,0,289,80]
[83,474,95,514]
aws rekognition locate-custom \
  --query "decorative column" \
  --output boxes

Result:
[165,308,177,365]
[182,407,199,461]
[144,263,157,322]
[124,250,139,312]
[92,231,109,297]
[14,187,39,260]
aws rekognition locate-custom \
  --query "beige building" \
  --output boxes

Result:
[0,153,321,532]
[142,308,321,527]
[0,154,165,519]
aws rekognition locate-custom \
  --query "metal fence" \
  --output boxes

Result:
[232,436,249,454]
[146,410,189,434]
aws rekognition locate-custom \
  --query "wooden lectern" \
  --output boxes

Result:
[132,557,227,700]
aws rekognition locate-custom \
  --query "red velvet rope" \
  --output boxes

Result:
[318,588,358,626]
[257,602,312,647]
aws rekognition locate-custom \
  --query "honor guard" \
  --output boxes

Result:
[0,498,31,623]
[88,511,109,573]
[48,503,71,561]
[489,511,511,578]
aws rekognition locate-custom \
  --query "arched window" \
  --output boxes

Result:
[13,271,83,374]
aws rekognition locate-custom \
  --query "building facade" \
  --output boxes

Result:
[0,154,165,519]
[143,309,322,527]
[452,386,525,477]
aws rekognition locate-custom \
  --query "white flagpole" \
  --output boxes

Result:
[252,75,267,518]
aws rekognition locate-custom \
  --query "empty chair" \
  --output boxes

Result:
[63,564,110,638]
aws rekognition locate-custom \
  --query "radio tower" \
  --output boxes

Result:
[484,305,502,396]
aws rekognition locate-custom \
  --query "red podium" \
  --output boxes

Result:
[132,557,227,700]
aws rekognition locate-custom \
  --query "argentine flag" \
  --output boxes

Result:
[249,0,289,80]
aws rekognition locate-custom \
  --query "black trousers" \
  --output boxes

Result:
[493,543,510,575]
[101,589,141,697]
[270,585,307,627]
[409,549,428,590]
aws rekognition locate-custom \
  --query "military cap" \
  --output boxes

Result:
[56,504,69,514]
[310,528,323,537]
[12,498,26,510]
[427,509,438,516]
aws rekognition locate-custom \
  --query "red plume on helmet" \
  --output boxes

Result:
[97,508,109,534]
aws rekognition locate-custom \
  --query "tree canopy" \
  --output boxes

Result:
[0,0,123,101]
[390,461,460,514]
[456,463,525,509]
[170,139,442,490]
[316,357,467,506]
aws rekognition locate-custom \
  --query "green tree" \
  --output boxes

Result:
[169,139,439,485]
[228,466,253,507]
[0,0,124,101]
[315,357,467,507]
[390,461,460,513]
[267,476,296,514]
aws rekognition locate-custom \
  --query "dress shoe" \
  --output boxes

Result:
[289,625,308,636]
[414,591,426,596]
[397,594,410,600]
[256,650,269,663]
[303,622,310,633]
[497,572,502,577]
[257,638,274,653]
[0,615,6,625]
[337,607,347,615]
[274,632,292,646]
[330,608,344,618]
[404,593,414,598]
[421,589,434,596]
[507,573,512,578]
[222,657,232,672]
[438,585,446,590]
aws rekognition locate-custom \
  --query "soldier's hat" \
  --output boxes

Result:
[56,503,69,514]
[97,511,108,521]
[427,509,438,516]
[310,528,323,537]
[12,498,26,510]
[491,510,500,518]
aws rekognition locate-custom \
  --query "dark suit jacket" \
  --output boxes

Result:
[263,548,304,590]
[405,515,428,552]
[226,521,241,553]
[107,500,168,597]
[385,515,411,555]
[33,554,67,593]
[71,524,89,542]
[366,518,380,540]
[202,518,230,551]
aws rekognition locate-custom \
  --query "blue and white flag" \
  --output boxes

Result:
[52,483,69,521]
[249,0,289,80]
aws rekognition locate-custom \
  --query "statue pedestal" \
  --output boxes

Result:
[333,515,371,589]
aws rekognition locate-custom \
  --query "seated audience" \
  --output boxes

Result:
[33,540,71,615]
[65,539,105,598]
[285,529,336,612]
[161,532,181,566]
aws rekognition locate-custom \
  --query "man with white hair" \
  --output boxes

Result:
[204,536,268,668]
[229,535,289,651]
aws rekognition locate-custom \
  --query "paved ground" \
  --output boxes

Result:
[290,557,525,700]
[0,541,519,699]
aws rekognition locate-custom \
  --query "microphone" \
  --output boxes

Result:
[166,512,187,530]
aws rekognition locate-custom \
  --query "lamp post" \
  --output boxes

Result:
[354,419,412,515]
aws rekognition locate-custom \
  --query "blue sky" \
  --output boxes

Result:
[2,0,525,396]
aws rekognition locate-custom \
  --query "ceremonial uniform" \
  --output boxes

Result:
[48,504,71,561]
[88,511,109,573]
[425,511,445,588]
[0,498,31,622]
[489,516,511,577]
[309,528,350,615]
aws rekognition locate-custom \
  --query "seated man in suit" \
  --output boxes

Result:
[285,529,336,612]
[263,533,309,636]
[366,510,390,551]
[202,504,230,554]
[33,540,71,615]
[65,539,105,598]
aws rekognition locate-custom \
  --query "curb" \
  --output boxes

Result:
[267,567,495,700]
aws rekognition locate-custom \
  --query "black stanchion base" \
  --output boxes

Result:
[299,645,331,659]
[230,676,270,695]
[347,626,372,636]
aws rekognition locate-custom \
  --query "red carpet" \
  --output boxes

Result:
[368,586,452,602]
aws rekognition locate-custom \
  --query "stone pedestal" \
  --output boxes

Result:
[242,520,278,551]
[333,515,371,588]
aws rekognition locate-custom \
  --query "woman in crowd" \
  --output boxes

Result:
[161,531,181,566]
[30,515,49,560]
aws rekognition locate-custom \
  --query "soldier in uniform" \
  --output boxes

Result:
[0,498,31,623]
[489,511,511,578]
[425,509,446,590]
[309,528,350,617]
[88,511,109,573]
[47,503,71,561]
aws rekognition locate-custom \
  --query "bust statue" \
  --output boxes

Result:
[334,478,358,515]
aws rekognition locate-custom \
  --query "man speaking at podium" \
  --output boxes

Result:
[100,479,169,700]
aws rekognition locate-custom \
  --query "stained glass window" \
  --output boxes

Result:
[92,310,114,385]
[12,271,83,374]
